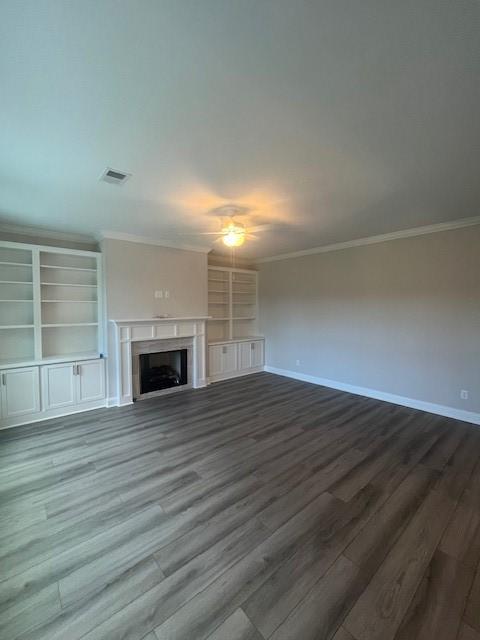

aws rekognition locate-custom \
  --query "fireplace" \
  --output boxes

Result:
[131,337,194,400]
[139,349,187,394]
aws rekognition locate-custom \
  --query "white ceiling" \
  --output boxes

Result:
[1,0,479,259]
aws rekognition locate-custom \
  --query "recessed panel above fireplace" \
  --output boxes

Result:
[139,349,187,394]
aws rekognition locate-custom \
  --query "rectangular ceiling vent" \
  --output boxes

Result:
[100,167,131,185]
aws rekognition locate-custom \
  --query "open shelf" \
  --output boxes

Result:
[0,243,102,366]
[41,282,97,287]
[0,280,33,285]
[207,266,258,343]
[0,247,32,264]
[40,264,96,272]
[42,322,98,328]
[0,324,34,329]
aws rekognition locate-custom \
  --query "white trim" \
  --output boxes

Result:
[208,265,258,274]
[264,366,480,426]
[257,216,480,263]
[0,399,107,430]
[109,316,210,325]
[99,231,211,254]
[0,239,100,257]
[107,396,125,408]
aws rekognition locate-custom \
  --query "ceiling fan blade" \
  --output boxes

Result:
[246,224,278,233]
[177,231,224,236]
[246,234,259,240]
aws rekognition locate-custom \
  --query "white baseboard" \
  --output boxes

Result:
[0,400,108,430]
[264,365,480,426]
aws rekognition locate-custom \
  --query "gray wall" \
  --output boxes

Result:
[103,239,208,320]
[102,238,208,399]
[0,230,98,251]
[259,226,480,414]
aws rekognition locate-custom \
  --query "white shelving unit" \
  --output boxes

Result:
[0,246,35,364]
[0,241,106,429]
[0,241,104,367]
[207,266,259,342]
[207,266,264,381]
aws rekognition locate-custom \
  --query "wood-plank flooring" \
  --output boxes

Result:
[1,372,479,640]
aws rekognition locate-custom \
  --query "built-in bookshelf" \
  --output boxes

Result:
[0,241,103,366]
[207,266,259,342]
[0,246,35,363]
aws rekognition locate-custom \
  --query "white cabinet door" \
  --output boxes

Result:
[1,367,40,418]
[77,359,105,404]
[222,344,238,374]
[239,342,252,370]
[239,341,264,370]
[251,340,264,368]
[41,363,76,410]
[209,345,224,377]
[209,344,238,377]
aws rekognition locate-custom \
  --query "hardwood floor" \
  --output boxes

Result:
[0,372,479,640]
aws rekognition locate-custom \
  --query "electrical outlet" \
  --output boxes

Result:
[295,359,300,366]
[164,290,170,299]
[460,390,469,400]
[154,290,163,299]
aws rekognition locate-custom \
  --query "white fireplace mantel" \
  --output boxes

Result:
[109,317,209,406]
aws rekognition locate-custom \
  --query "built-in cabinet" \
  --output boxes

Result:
[0,357,106,428]
[207,265,264,382]
[0,240,106,428]
[208,338,264,382]
[41,358,105,410]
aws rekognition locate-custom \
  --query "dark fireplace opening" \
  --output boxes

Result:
[139,349,188,394]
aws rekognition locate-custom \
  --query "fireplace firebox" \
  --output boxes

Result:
[139,349,188,394]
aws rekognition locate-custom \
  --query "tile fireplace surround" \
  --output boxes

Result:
[131,337,193,400]
[109,317,209,406]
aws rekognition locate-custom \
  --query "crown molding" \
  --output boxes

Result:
[98,230,211,254]
[256,216,480,264]
[0,222,96,244]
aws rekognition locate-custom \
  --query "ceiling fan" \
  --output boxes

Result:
[193,205,277,248]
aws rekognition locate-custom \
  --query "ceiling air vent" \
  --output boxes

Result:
[100,167,131,185]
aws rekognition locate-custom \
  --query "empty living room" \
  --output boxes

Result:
[1,2,480,639]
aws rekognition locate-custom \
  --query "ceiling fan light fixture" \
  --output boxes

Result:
[222,224,245,247]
